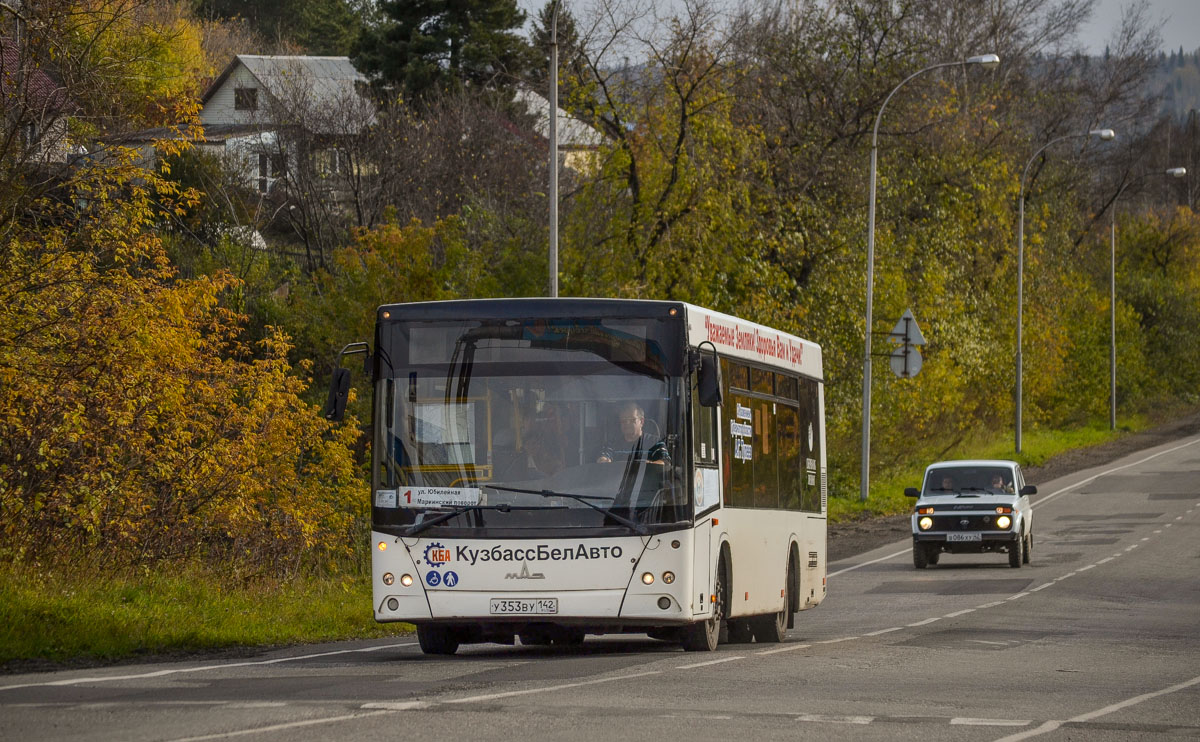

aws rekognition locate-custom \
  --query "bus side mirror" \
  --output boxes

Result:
[905,487,920,498]
[324,367,351,421]
[698,353,722,407]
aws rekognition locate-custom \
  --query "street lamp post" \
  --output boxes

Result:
[1015,128,1115,453]
[860,53,999,503]
[548,0,561,297]
[1108,166,1186,430]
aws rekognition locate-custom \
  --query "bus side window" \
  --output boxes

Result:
[692,370,717,466]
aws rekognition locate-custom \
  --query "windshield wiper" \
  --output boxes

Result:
[404,504,559,537]
[484,484,648,536]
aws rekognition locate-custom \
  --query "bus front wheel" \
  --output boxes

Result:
[416,624,460,655]
[681,556,725,651]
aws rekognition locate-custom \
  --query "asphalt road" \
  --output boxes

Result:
[2,433,1198,742]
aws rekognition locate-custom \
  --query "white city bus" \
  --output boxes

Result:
[335,298,827,654]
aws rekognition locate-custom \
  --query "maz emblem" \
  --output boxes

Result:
[505,562,546,580]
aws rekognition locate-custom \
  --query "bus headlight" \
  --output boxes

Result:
[400,573,414,587]
[996,515,1012,529]
[662,571,675,584]
[382,572,395,586]
[919,516,933,531]
[641,572,655,585]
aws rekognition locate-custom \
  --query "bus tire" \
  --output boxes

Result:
[751,559,791,643]
[726,620,753,643]
[417,624,460,655]
[682,554,725,651]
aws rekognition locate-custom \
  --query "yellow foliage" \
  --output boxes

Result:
[0,150,366,575]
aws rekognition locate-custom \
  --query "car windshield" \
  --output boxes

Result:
[924,467,1013,495]
[371,317,688,535]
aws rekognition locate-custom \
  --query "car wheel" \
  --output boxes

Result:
[928,547,940,565]
[1023,531,1032,564]
[1008,533,1023,568]
[913,543,929,569]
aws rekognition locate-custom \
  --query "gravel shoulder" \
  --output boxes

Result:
[827,407,1200,562]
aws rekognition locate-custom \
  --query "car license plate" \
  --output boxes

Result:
[947,532,982,542]
[489,598,558,615]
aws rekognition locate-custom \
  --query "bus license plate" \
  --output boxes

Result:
[489,598,558,615]
[947,533,982,542]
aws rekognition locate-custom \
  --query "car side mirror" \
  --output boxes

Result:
[1020,485,1037,496]
[904,487,920,498]
[698,348,722,408]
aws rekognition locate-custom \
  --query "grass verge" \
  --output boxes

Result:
[0,564,403,667]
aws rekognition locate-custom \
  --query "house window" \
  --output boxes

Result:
[258,153,286,193]
[234,87,258,111]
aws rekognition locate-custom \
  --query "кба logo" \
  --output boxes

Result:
[423,542,451,568]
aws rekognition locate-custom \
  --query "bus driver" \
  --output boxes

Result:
[596,401,669,466]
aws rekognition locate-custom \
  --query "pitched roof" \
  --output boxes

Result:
[201,55,367,110]
[0,38,72,115]
[514,88,604,149]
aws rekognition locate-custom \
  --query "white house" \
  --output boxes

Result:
[199,55,372,193]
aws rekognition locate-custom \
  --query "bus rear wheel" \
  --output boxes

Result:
[416,625,460,655]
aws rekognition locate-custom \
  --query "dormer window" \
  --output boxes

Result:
[234,87,258,111]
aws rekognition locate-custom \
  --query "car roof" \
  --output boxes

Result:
[924,460,1018,471]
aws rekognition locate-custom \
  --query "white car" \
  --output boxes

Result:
[905,460,1036,569]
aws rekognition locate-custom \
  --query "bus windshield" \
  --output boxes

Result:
[372,317,688,536]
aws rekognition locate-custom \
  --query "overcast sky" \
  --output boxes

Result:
[520,0,1200,54]
[1080,0,1200,53]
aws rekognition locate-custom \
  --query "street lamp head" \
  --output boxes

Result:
[966,54,1000,68]
[1166,167,1187,178]
[1089,129,1116,141]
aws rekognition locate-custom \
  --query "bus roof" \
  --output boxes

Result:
[376,298,822,379]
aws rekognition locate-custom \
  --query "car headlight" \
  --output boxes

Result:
[919,516,933,531]
[996,515,1012,529]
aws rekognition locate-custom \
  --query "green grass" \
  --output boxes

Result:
[0,564,406,666]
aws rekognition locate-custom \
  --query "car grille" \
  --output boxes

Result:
[929,515,998,530]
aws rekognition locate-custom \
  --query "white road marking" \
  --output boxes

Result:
[978,601,1006,609]
[1154,529,1163,533]
[990,674,1200,741]
[1097,557,1114,564]
[945,609,975,617]
[676,657,743,670]
[361,701,432,711]
[863,627,902,636]
[446,670,663,702]
[164,710,394,742]
[1165,523,1174,528]
[827,548,909,577]
[1078,564,1096,571]
[908,617,941,627]
[0,643,420,692]
[1141,537,1150,541]
[815,636,858,644]
[952,718,1031,726]
[794,713,873,724]
[1005,593,1029,601]
[1030,583,1052,592]
[756,643,811,656]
